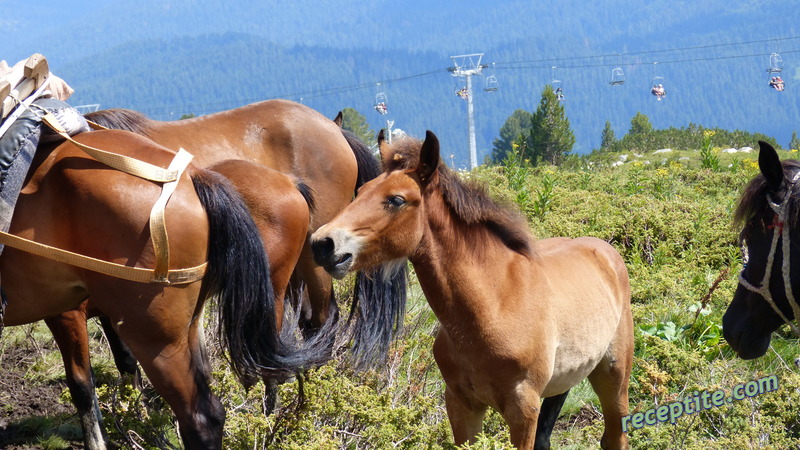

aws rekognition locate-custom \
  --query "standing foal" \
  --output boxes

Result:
[311,131,632,449]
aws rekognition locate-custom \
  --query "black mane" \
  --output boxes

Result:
[734,160,800,230]
[85,109,152,135]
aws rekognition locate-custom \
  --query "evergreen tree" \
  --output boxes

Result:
[341,107,375,144]
[529,85,575,165]
[491,109,534,163]
[600,120,616,151]
[629,112,653,135]
[790,131,800,151]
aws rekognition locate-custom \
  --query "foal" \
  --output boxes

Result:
[311,131,633,449]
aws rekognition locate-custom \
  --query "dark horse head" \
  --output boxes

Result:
[724,141,800,359]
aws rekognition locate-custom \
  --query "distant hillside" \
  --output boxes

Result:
[2,0,798,166]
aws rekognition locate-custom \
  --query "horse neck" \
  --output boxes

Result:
[409,189,523,329]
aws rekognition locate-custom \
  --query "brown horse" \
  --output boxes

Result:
[310,131,633,449]
[724,141,800,359]
[1,129,334,449]
[44,156,314,449]
[85,100,407,359]
[44,101,405,447]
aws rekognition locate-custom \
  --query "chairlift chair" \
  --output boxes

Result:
[609,67,625,86]
[651,76,666,100]
[374,91,388,115]
[550,66,565,101]
[650,62,665,100]
[484,74,498,92]
[767,52,784,73]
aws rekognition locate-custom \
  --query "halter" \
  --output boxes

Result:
[738,170,800,337]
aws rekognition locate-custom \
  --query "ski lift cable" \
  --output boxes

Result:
[496,35,800,66]
[134,36,800,116]
[497,48,800,71]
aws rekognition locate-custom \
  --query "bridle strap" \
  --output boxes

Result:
[739,172,800,337]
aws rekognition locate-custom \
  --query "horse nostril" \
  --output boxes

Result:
[311,236,335,264]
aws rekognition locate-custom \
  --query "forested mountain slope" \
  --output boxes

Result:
[2,0,797,165]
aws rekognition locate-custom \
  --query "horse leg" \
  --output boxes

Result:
[443,385,488,446]
[295,246,337,331]
[587,325,633,449]
[499,383,542,449]
[533,390,570,449]
[116,312,225,450]
[45,308,107,450]
[98,316,142,389]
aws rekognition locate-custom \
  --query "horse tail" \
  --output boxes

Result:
[340,128,408,371]
[293,178,316,217]
[191,169,335,382]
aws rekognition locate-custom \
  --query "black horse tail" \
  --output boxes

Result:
[340,128,408,371]
[191,169,335,382]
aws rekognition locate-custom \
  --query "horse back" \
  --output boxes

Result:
[143,100,357,229]
[1,129,208,324]
[534,236,630,310]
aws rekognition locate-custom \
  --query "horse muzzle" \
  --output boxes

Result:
[310,230,357,279]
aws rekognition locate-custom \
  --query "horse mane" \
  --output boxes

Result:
[734,160,800,230]
[84,109,152,135]
[384,137,534,257]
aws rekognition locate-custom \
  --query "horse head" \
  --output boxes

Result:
[724,141,800,359]
[310,130,440,279]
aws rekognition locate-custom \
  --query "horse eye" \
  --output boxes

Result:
[386,195,406,208]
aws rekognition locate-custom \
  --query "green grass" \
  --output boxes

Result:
[4,144,800,448]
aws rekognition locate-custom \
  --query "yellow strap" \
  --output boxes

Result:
[7,114,207,285]
[150,148,194,282]
[86,119,108,130]
[0,230,207,284]
[41,113,178,183]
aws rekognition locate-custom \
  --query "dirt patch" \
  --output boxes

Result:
[0,335,84,449]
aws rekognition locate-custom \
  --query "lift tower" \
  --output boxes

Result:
[449,53,486,170]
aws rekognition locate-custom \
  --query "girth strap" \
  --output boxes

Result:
[0,110,207,285]
[0,230,207,284]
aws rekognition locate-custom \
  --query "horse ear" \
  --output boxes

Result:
[418,130,440,184]
[377,129,386,147]
[758,140,785,191]
[377,129,392,161]
[333,111,343,127]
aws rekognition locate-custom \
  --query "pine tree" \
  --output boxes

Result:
[629,112,653,135]
[529,85,575,166]
[790,131,800,151]
[340,107,375,144]
[491,109,533,163]
[600,120,616,151]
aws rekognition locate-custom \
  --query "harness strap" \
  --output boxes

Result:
[40,112,178,183]
[150,147,194,282]
[0,230,206,284]
[0,108,206,285]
